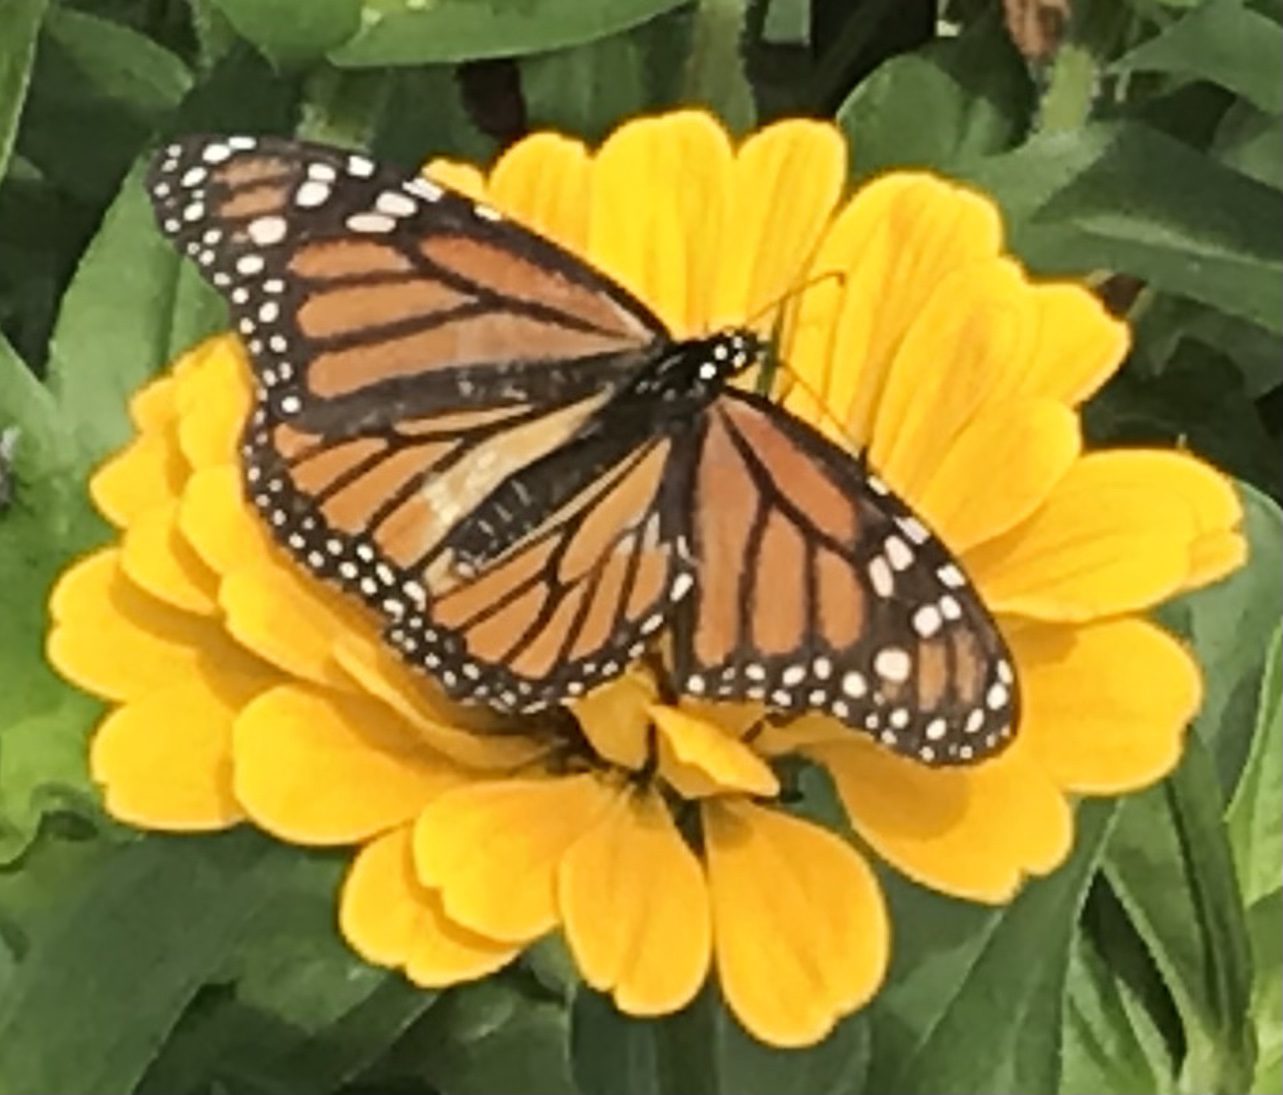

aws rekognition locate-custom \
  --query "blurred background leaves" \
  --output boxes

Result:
[0,0,1279,1092]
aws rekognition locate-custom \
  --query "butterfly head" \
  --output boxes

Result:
[690,328,766,384]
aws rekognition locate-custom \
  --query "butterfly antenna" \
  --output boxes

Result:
[743,268,847,331]
[768,356,870,459]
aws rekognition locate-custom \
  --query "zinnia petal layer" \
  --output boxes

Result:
[234,684,466,844]
[1013,618,1201,794]
[341,827,520,986]
[559,787,711,1015]
[414,775,616,943]
[704,800,888,1047]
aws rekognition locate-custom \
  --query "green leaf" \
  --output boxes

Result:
[0,333,101,862]
[1113,1,1283,115]
[520,8,694,145]
[1247,890,1283,1095]
[839,10,1034,181]
[572,982,868,1095]
[138,853,436,1095]
[1215,100,1283,189]
[0,831,291,1095]
[19,8,191,205]
[209,0,363,68]
[682,0,755,135]
[366,978,575,1095]
[1166,483,1283,794]
[1226,623,1283,906]
[330,0,692,67]
[44,156,226,469]
[1061,926,1178,1094]
[967,121,1283,335]
[864,800,1117,1094]
[0,0,48,183]
[1104,736,1256,1094]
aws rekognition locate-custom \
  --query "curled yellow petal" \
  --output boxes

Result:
[573,673,656,771]
[47,549,261,702]
[234,683,466,845]
[341,827,520,987]
[331,632,548,771]
[818,735,1071,903]
[219,559,361,688]
[173,337,252,470]
[1013,619,1201,795]
[712,119,845,329]
[89,429,186,528]
[120,500,219,615]
[559,787,710,1015]
[588,111,733,336]
[704,799,888,1047]
[177,465,274,578]
[91,667,265,830]
[786,173,1004,447]
[414,775,616,943]
[650,705,778,797]
[916,398,1081,553]
[424,159,486,200]
[128,375,179,434]
[488,132,591,252]
[967,450,1233,622]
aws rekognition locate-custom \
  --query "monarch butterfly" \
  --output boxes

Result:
[146,134,1018,766]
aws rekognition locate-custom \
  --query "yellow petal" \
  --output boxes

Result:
[1013,619,1201,795]
[89,429,186,528]
[752,713,849,757]
[711,120,845,329]
[219,559,362,688]
[588,111,733,336]
[817,735,1071,903]
[786,174,1004,447]
[488,132,591,253]
[573,673,656,771]
[234,683,466,845]
[178,465,274,577]
[128,374,179,434]
[1189,529,1248,589]
[704,800,888,1047]
[424,159,487,201]
[869,259,1036,499]
[341,827,520,986]
[915,398,1081,553]
[1018,283,1129,406]
[91,667,266,829]
[120,500,220,615]
[559,787,710,1015]
[174,339,252,470]
[47,549,262,702]
[650,705,779,797]
[331,632,548,771]
[965,450,1227,622]
[414,775,615,943]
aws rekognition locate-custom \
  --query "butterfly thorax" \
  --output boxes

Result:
[626,328,764,413]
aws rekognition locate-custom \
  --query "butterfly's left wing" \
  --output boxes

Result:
[675,389,1018,766]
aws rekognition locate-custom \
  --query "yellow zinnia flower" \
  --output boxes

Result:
[46,111,1244,1049]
